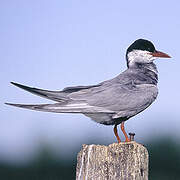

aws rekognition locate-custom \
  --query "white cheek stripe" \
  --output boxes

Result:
[127,50,156,66]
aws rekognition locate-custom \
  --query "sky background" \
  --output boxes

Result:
[1,0,180,164]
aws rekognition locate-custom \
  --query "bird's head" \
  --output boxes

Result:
[126,39,171,68]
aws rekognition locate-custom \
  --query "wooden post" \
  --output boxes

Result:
[76,142,148,180]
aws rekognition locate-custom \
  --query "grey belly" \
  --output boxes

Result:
[83,113,128,125]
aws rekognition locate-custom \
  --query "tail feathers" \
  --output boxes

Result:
[5,102,114,114]
[11,82,68,102]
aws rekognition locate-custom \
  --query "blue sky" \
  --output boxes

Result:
[1,0,180,164]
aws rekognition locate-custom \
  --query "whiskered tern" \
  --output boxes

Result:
[6,39,171,143]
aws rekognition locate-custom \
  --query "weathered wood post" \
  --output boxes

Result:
[76,142,148,180]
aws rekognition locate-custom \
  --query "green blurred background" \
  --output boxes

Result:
[0,138,180,180]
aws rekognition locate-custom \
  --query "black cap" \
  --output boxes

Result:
[126,39,156,54]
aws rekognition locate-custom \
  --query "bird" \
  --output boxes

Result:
[6,39,171,143]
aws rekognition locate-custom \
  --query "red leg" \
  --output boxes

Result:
[121,122,130,142]
[113,124,121,143]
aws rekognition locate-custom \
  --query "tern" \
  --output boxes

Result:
[6,39,171,143]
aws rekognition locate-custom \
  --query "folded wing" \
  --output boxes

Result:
[10,82,100,102]
[8,75,158,120]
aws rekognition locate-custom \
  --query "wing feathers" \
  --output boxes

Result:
[11,82,68,102]
[62,84,100,93]
[5,102,115,114]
